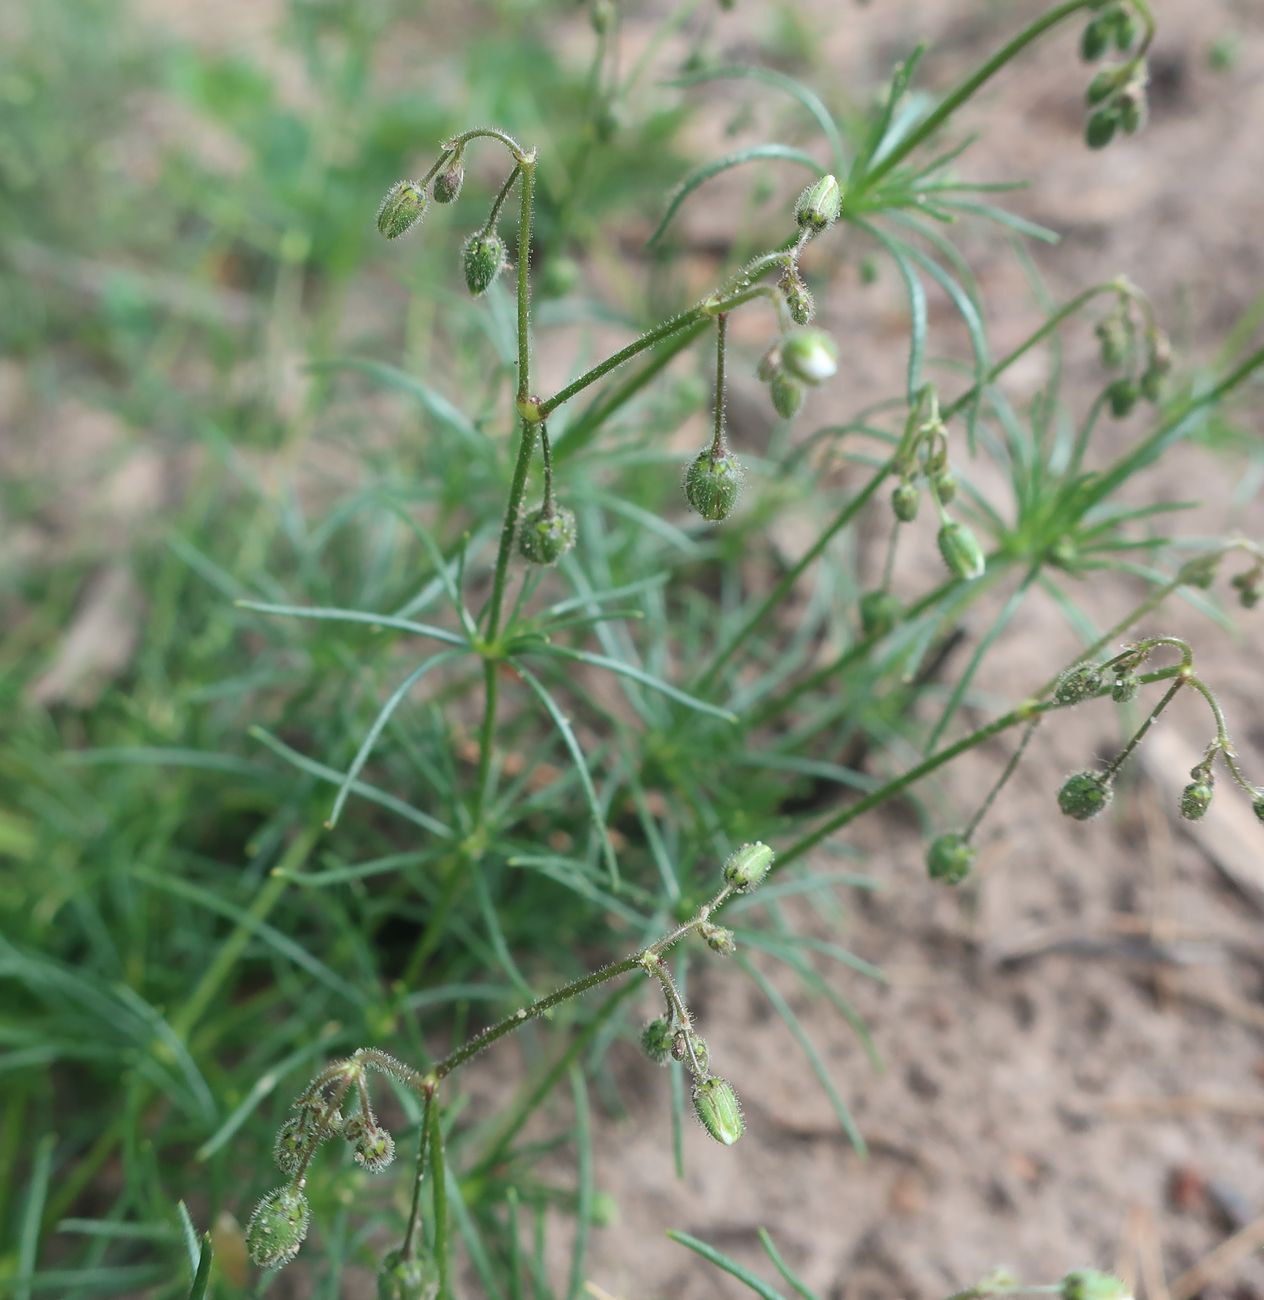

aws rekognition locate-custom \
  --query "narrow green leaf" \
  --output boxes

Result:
[17,1133,55,1300]
[565,1066,593,1300]
[235,599,469,649]
[188,1234,213,1300]
[666,1231,786,1299]
[758,1228,819,1300]
[854,220,926,400]
[648,145,822,248]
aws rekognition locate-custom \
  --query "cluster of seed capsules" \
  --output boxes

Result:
[1094,293,1171,417]
[246,1050,410,1270]
[638,842,775,1147]
[684,175,844,524]
[1079,0,1152,149]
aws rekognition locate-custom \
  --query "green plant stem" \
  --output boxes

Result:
[711,314,728,452]
[516,158,536,405]
[400,1091,433,1261]
[473,660,499,823]
[481,165,521,236]
[963,716,1041,839]
[857,0,1094,197]
[428,1099,449,1297]
[1103,677,1184,779]
[775,663,1184,873]
[448,126,529,161]
[1185,676,1255,792]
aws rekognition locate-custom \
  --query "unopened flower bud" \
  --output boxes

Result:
[433,161,465,204]
[779,269,815,325]
[692,1076,744,1146]
[780,328,838,384]
[377,1247,440,1300]
[937,520,986,582]
[1086,68,1122,105]
[1113,8,1138,50]
[1061,1270,1133,1300]
[722,841,774,892]
[354,1124,396,1172]
[377,180,428,239]
[1095,316,1128,367]
[518,506,577,565]
[1253,794,1264,824]
[589,0,615,33]
[1055,664,1104,705]
[1085,106,1119,149]
[1179,779,1213,821]
[926,833,975,885]
[1111,672,1139,703]
[794,174,842,233]
[1057,770,1113,821]
[684,446,743,521]
[891,481,919,522]
[463,232,507,296]
[1080,15,1111,60]
[756,347,781,383]
[246,1186,311,1269]
[1118,82,1148,134]
[769,370,804,419]
[700,922,736,955]
[1231,570,1261,609]
[1106,377,1138,417]
[641,1017,674,1065]
[859,589,902,639]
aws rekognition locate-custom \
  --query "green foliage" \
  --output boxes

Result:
[3,0,1262,1295]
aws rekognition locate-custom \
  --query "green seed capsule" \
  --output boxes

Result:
[1095,315,1128,366]
[246,1186,311,1269]
[1111,672,1139,703]
[769,370,804,420]
[684,447,743,521]
[926,833,975,885]
[1118,85,1147,134]
[756,347,781,383]
[1061,1269,1132,1300]
[1179,779,1213,821]
[462,232,506,296]
[273,1117,308,1176]
[859,589,902,639]
[1086,67,1121,105]
[377,180,428,239]
[891,481,919,522]
[1055,664,1104,705]
[937,521,986,582]
[692,1076,744,1146]
[353,1124,396,1172]
[794,174,842,232]
[517,506,577,565]
[377,1247,440,1300]
[1107,377,1139,417]
[779,270,815,325]
[1057,770,1113,821]
[722,841,774,893]
[672,1029,709,1073]
[1253,794,1264,824]
[700,922,736,955]
[433,162,464,204]
[1086,106,1119,149]
[1080,15,1110,60]
[641,1017,674,1065]
[1113,8,1137,49]
[780,327,838,384]
[932,471,957,505]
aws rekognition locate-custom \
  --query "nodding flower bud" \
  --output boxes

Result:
[1055,664,1104,705]
[700,922,736,955]
[672,1029,709,1073]
[794,174,842,233]
[1095,315,1129,368]
[589,0,615,34]
[377,180,428,239]
[780,328,838,384]
[926,833,976,885]
[518,505,577,565]
[722,841,774,893]
[931,470,957,505]
[756,347,781,383]
[433,160,465,204]
[937,521,986,582]
[859,589,902,639]
[1231,570,1261,610]
[1179,778,1214,822]
[1080,14,1111,60]
[769,370,804,420]
[1061,1270,1133,1300]
[1057,770,1113,821]
[779,269,815,325]
[377,1248,440,1300]
[353,1124,396,1172]
[1113,8,1138,50]
[1111,672,1140,703]
[891,480,919,523]
[1085,105,1119,150]
[692,1076,744,1146]
[684,446,743,521]
[1086,67,1123,106]
[273,1117,308,1177]
[463,232,507,296]
[1118,82,1147,135]
[641,1017,675,1065]
[246,1186,311,1269]
[1106,377,1139,417]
